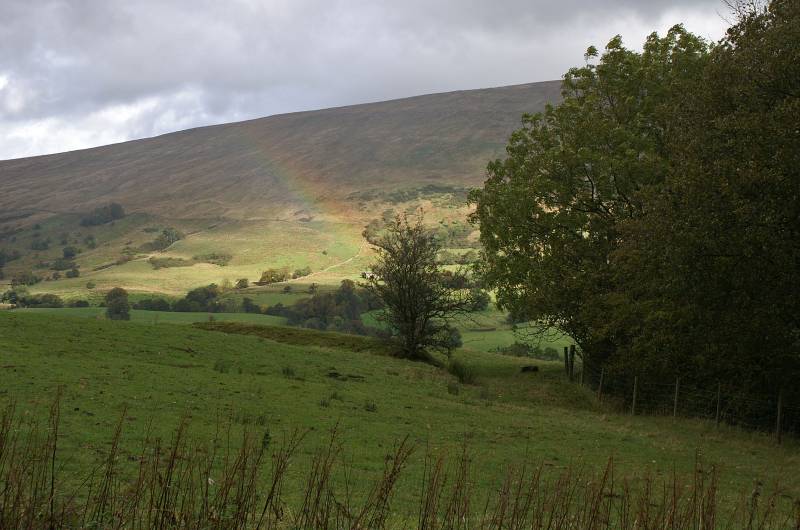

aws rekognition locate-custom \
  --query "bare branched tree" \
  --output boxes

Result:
[363,214,471,362]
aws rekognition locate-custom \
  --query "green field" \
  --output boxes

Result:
[0,311,797,518]
[15,307,287,326]
[0,212,370,298]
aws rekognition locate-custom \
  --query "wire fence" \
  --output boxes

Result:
[560,347,799,442]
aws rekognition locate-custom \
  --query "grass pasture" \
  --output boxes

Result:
[0,310,798,521]
[1,211,370,299]
[14,307,287,326]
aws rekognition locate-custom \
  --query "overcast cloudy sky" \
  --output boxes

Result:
[0,0,730,160]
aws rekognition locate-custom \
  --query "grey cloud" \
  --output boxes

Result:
[0,0,729,159]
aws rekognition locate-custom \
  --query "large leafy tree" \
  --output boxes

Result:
[472,0,799,416]
[470,27,708,371]
[614,0,800,397]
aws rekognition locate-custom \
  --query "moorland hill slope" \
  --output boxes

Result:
[0,81,561,220]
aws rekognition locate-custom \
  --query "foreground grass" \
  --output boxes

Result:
[0,311,798,518]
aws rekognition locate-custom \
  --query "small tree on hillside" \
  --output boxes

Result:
[363,215,472,361]
[105,287,130,321]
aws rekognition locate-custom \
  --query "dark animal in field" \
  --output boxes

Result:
[520,365,539,373]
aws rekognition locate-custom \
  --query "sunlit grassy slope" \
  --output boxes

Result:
[1,311,797,515]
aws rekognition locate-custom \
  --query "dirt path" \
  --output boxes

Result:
[285,242,368,283]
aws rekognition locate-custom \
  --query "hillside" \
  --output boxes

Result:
[0,81,561,220]
[0,81,560,295]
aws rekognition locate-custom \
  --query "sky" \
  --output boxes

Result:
[0,0,731,160]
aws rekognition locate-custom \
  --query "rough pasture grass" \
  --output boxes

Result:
[3,214,368,298]
[1,311,799,518]
[15,307,287,326]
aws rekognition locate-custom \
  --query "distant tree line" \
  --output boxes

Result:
[265,279,382,335]
[470,1,799,419]
[80,203,125,227]
[0,287,88,308]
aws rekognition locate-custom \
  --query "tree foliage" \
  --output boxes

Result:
[80,203,125,226]
[470,1,799,406]
[105,287,131,321]
[363,215,472,361]
[471,24,708,368]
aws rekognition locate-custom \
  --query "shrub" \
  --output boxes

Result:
[193,253,232,266]
[257,268,290,285]
[62,246,78,259]
[51,258,76,271]
[492,342,560,361]
[241,297,260,314]
[105,287,130,320]
[448,359,476,385]
[65,268,80,278]
[140,227,183,252]
[133,297,172,311]
[83,235,97,249]
[469,288,491,312]
[24,293,64,308]
[364,401,378,413]
[148,257,192,269]
[114,254,134,266]
[80,203,125,226]
[439,326,462,355]
[235,278,249,289]
[69,300,90,308]
[86,281,96,289]
[30,239,49,251]
[292,266,312,279]
[11,272,40,287]
[173,285,221,313]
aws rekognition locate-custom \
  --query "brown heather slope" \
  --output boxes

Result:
[0,81,560,220]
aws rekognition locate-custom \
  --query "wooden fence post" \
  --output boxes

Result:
[597,368,604,402]
[564,347,569,377]
[673,378,679,418]
[631,376,638,416]
[569,345,576,382]
[715,382,721,427]
[776,390,783,445]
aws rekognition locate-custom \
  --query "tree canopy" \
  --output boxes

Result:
[363,215,471,361]
[470,0,799,411]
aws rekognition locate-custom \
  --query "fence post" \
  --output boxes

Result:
[776,390,783,445]
[564,347,569,377]
[715,382,721,427]
[597,368,604,402]
[569,345,576,382]
[673,378,679,418]
[631,376,638,416]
